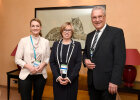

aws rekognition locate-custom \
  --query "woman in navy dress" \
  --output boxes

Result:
[50,22,82,100]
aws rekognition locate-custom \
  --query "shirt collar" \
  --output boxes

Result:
[96,24,107,32]
[31,35,40,40]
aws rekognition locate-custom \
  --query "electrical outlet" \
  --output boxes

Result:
[13,80,18,84]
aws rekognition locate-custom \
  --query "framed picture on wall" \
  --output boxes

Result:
[35,5,106,49]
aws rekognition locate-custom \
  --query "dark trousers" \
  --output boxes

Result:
[88,84,116,100]
[19,74,46,100]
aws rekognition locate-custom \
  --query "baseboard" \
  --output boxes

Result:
[0,85,18,90]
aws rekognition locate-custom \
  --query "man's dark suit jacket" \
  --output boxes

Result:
[83,25,126,90]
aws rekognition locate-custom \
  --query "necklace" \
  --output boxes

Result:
[31,35,40,49]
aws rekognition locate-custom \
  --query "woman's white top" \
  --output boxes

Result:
[15,35,50,80]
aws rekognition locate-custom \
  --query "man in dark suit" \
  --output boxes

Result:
[83,6,126,100]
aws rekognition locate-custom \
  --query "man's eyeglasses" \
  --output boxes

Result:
[92,15,104,20]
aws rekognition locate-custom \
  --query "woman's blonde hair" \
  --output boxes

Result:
[60,22,74,37]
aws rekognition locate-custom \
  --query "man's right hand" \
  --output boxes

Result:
[84,59,95,69]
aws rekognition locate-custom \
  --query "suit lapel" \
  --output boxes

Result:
[88,30,96,48]
[93,25,110,54]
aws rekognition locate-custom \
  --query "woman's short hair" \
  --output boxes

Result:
[60,22,74,37]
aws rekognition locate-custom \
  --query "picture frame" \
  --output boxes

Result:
[35,5,106,49]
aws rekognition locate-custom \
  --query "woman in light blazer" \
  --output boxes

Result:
[15,18,50,100]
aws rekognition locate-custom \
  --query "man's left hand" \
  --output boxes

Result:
[108,82,118,94]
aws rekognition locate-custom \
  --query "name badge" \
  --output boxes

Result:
[60,64,68,75]
[90,48,94,58]
[33,60,41,67]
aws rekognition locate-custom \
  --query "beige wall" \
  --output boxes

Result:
[0,0,140,86]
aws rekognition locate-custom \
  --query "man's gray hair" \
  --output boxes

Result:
[92,6,106,16]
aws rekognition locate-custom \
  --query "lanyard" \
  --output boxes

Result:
[30,35,37,60]
[90,31,100,59]
[56,39,75,68]
[90,31,100,51]
[60,43,71,63]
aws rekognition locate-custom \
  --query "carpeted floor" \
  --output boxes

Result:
[0,86,20,100]
[0,86,53,100]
